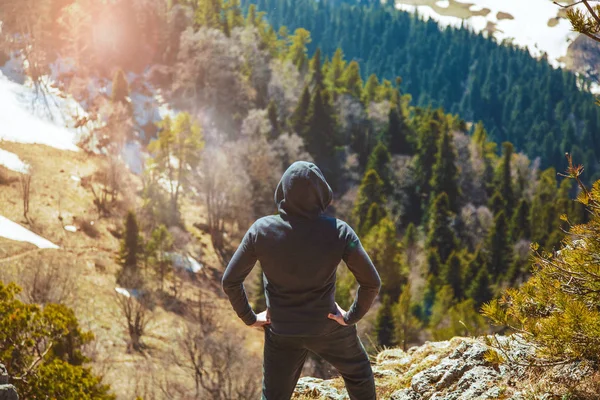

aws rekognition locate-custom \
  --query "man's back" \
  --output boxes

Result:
[222,161,381,335]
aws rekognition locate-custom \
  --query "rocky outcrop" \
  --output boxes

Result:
[0,365,18,400]
[294,336,595,400]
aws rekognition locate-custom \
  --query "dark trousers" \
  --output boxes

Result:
[262,324,376,400]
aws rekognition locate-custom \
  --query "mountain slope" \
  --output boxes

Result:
[246,0,600,182]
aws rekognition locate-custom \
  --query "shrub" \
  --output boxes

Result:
[483,158,600,364]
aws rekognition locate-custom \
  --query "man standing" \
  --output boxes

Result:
[222,161,381,400]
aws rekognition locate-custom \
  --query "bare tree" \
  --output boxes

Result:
[195,145,252,247]
[18,251,78,305]
[171,291,262,400]
[115,290,154,353]
[19,171,32,221]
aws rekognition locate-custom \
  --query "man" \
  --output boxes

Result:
[222,161,381,400]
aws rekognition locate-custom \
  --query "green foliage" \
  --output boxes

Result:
[287,28,311,72]
[484,210,512,279]
[253,268,267,311]
[375,295,395,347]
[335,265,356,310]
[310,47,324,87]
[510,199,531,241]
[246,0,600,182]
[430,130,460,213]
[290,84,311,136]
[366,142,393,194]
[146,224,174,292]
[392,283,421,351]
[466,263,492,307]
[429,284,486,340]
[495,142,515,216]
[386,106,411,155]
[530,168,561,247]
[304,84,338,167]
[363,217,406,300]
[148,112,205,224]
[425,192,458,263]
[353,169,386,236]
[0,282,114,399]
[483,169,600,364]
[442,251,463,300]
[195,0,224,29]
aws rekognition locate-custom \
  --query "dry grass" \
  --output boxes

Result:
[0,141,265,399]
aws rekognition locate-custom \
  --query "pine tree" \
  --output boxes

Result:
[146,224,174,292]
[353,169,386,236]
[363,217,405,300]
[488,190,506,216]
[195,0,223,29]
[310,47,324,88]
[403,222,419,267]
[484,210,512,278]
[375,295,395,347]
[387,107,410,155]
[422,274,440,321]
[510,199,531,241]
[428,284,455,338]
[366,142,393,194]
[483,161,600,363]
[425,193,458,263]
[304,85,338,167]
[415,115,442,197]
[117,211,144,287]
[467,264,491,307]
[362,74,379,104]
[472,122,496,197]
[290,84,311,136]
[430,130,461,213]
[392,283,421,351]
[495,142,515,216]
[287,28,311,72]
[442,251,463,300]
[425,248,442,276]
[342,61,363,98]
[530,168,559,246]
[225,0,244,30]
[325,48,347,94]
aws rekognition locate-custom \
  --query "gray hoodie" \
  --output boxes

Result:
[222,161,381,336]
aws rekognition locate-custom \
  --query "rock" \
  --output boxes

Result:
[0,365,18,400]
[0,385,19,400]
[295,377,347,400]
[390,388,421,400]
[0,365,7,385]
[296,336,593,399]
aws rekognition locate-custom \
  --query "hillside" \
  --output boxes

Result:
[1,1,599,399]
[245,0,600,183]
[0,139,265,398]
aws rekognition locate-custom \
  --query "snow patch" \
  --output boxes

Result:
[0,215,59,249]
[0,148,29,173]
[0,71,82,151]
[395,0,581,67]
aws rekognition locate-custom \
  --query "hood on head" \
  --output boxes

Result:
[274,161,333,219]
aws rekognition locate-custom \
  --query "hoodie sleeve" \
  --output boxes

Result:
[221,225,258,326]
[341,223,381,326]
